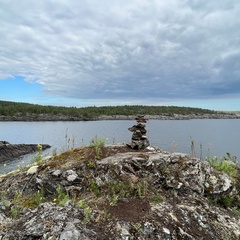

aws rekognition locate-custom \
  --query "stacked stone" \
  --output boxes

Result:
[127,115,150,149]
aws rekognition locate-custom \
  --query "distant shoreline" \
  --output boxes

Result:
[0,113,240,121]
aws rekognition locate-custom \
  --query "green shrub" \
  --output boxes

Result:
[206,153,238,178]
[89,135,108,159]
[78,200,92,223]
[11,191,23,218]
[55,186,69,206]
[89,135,108,148]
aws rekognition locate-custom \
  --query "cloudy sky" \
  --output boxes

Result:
[0,0,239,110]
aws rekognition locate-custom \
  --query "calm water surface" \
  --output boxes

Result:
[1,119,240,172]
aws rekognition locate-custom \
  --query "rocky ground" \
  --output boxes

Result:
[0,144,240,239]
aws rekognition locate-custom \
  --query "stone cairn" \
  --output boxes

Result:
[127,115,150,149]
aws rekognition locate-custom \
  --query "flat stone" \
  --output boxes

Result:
[27,165,38,175]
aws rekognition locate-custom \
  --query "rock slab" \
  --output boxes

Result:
[0,141,51,161]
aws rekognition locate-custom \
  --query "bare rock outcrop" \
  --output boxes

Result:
[0,141,51,161]
[0,145,240,239]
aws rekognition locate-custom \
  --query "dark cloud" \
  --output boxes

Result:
[0,0,240,106]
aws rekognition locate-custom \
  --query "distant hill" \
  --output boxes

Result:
[0,100,236,121]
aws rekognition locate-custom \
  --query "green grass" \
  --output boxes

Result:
[89,135,108,148]
[89,135,108,159]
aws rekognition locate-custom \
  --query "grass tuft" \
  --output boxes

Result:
[206,153,238,178]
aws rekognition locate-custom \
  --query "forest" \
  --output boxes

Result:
[0,100,220,119]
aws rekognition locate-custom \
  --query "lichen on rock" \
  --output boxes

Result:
[0,144,240,239]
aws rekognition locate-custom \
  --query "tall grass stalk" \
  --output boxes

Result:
[190,136,196,157]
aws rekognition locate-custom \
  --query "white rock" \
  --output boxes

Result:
[52,169,62,177]
[65,170,78,182]
[163,227,170,235]
[27,166,38,175]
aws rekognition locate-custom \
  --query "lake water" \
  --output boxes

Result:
[1,119,240,173]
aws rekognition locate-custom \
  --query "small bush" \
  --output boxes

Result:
[78,200,92,223]
[11,191,23,218]
[206,153,238,178]
[89,135,108,159]
[20,189,46,209]
[89,135,108,148]
[55,186,69,206]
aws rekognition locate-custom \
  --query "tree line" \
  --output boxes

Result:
[0,100,219,119]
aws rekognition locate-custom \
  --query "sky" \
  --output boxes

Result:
[0,0,240,111]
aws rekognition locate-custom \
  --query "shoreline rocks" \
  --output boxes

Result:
[0,141,51,161]
[0,113,239,121]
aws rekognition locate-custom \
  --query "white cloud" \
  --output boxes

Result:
[0,0,240,105]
